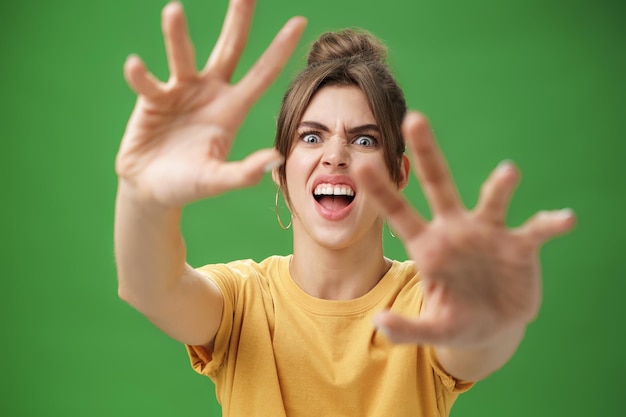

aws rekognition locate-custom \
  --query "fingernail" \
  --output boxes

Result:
[288,16,308,29]
[373,320,391,338]
[558,208,575,219]
[378,327,391,338]
[372,313,390,336]
[497,159,515,171]
[263,157,285,173]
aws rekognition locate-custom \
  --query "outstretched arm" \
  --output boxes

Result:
[114,1,306,348]
[355,112,575,381]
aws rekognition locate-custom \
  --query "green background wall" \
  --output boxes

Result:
[2,0,623,415]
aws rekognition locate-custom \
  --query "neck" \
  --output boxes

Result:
[289,222,389,300]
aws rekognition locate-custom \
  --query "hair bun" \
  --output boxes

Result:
[306,29,388,66]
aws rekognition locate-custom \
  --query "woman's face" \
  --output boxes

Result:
[283,85,403,250]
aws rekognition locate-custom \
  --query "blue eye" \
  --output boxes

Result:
[300,132,321,144]
[353,136,377,147]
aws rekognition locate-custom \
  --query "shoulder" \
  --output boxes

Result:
[391,258,418,274]
[382,259,424,311]
[195,256,288,296]
[387,258,419,285]
[196,255,288,277]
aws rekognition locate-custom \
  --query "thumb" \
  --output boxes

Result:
[373,310,445,345]
[200,148,284,195]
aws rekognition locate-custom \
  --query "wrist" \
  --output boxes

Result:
[116,178,183,212]
[436,323,527,381]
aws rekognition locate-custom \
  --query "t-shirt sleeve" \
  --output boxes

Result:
[412,267,474,394]
[427,345,475,393]
[186,263,240,379]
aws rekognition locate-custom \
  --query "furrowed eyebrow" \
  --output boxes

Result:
[347,124,380,135]
[298,121,329,131]
[298,121,380,134]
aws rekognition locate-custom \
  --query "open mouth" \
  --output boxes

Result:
[313,183,355,211]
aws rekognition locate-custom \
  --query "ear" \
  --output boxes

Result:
[398,154,410,191]
[272,167,293,212]
[271,167,280,186]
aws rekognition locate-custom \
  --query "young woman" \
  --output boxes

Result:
[114,1,575,415]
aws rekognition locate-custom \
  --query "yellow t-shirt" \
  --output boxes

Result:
[187,255,473,416]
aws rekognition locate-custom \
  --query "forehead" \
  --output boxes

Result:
[299,85,376,126]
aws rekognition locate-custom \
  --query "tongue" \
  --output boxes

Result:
[318,196,351,211]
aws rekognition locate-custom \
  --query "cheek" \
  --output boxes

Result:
[283,158,306,193]
[285,149,319,176]
[357,152,390,172]
[379,152,398,181]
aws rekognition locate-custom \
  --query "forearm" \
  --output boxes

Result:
[435,324,526,382]
[114,180,187,311]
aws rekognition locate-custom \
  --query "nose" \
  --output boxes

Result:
[321,137,350,169]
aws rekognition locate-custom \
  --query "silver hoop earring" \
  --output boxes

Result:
[385,219,396,238]
[275,186,292,230]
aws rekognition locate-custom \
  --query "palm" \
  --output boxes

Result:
[356,112,575,348]
[116,1,306,207]
[119,79,239,206]
[406,215,541,347]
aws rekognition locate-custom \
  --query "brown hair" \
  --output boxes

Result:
[274,29,407,198]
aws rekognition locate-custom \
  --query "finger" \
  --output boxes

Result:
[516,208,576,244]
[354,164,427,241]
[162,2,197,81]
[373,311,453,345]
[123,55,163,98]
[235,17,307,111]
[199,148,284,195]
[474,160,520,225]
[404,112,463,215]
[204,0,256,80]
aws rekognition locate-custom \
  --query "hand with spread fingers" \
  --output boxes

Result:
[116,1,306,208]
[356,112,576,379]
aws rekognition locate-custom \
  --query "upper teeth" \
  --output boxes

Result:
[313,183,355,196]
